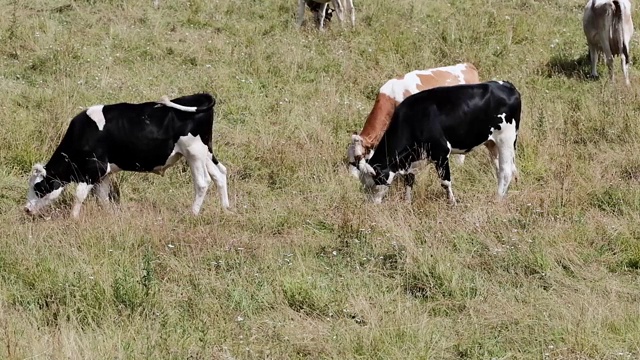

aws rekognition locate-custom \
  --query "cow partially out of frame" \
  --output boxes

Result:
[583,0,634,85]
[25,93,230,218]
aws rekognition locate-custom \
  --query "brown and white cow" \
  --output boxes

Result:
[583,0,634,85]
[347,63,480,199]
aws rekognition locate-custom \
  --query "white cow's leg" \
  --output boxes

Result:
[296,0,306,27]
[622,47,631,86]
[344,0,355,26]
[72,182,94,218]
[206,159,230,210]
[187,158,211,215]
[495,125,517,198]
[317,3,328,30]
[589,46,599,78]
[331,0,345,26]
[599,34,615,81]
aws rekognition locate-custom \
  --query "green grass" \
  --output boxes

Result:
[2,0,640,358]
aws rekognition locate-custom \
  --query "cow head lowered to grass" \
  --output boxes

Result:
[25,93,230,218]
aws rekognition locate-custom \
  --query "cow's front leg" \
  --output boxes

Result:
[72,182,94,218]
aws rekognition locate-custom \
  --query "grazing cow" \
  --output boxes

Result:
[358,81,521,204]
[24,93,230,218]
[583,0,634,85]
[348,63,480,199]
[297,0,355,30]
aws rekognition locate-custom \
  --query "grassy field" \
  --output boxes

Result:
[1,0,640,358]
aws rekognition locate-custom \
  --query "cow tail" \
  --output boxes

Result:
[613,0,630,64]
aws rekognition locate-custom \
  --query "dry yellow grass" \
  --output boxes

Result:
[1,0,640,358]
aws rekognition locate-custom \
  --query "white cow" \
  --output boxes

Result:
[583,0,634,85]
[297,0,355,30]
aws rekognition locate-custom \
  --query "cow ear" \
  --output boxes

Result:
[32,163,46,177]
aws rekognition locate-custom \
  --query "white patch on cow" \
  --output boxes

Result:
[158,95,198,112]
[386,171,396,185]
[86,105,106,130]
[497,80,504,85]
[497,113,507,122]
[379,63,474,103]
[450,63,470,83]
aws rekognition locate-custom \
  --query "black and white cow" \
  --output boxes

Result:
[358,81,521,204]
[25,93,230,218]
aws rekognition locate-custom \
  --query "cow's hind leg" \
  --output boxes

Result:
[599,33,615,81]
[431,142,456,205]
[589,46,599,79]
[485,140,500,180]
[93,174,120,205]
[622,41,631,85]
[495,123,518,198]
[206,153,231,211]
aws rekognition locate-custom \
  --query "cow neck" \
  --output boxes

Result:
[44,150,75,184]
[358,93,397,151]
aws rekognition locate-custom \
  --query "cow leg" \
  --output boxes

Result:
[317,3,328,30]
[72,182,94,218]
[296,0,306,27]
[485,140,500,180]
[206,155,231,211]
[403,172,416,204]
[454,154,466,165]
[434,157,456,205]
[331,0,345,26]
[495,124,518,198]
[622,48,631,86]
[93,174,120,205]
[343,0,355,26]
[186,158,211,215]
[599,34,615,81]
[589,46,599,79]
